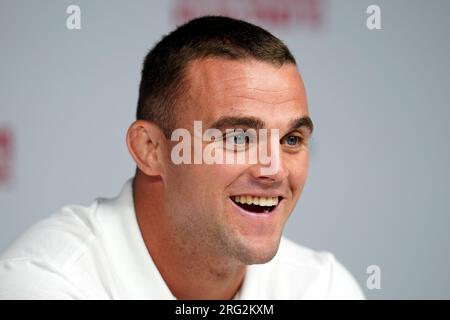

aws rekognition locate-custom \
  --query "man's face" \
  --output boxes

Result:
[161,58,312,265]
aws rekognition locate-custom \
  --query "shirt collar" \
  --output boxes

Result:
[96,178,175,299]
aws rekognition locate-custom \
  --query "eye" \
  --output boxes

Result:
[230,132,248,145]
[222,130,256,151]
[281,134,303,147]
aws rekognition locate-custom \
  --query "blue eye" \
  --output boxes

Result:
[224,132,249,145]
[233,133,247,145]
[285,135,302,146]
[222,130,257,151]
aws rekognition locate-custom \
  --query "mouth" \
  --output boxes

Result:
[230,195,283,214]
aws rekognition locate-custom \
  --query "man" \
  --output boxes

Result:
[0,16,364,299]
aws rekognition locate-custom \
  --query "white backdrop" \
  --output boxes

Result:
[1,0,450,299]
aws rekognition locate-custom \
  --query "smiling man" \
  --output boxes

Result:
[0,16,364,299]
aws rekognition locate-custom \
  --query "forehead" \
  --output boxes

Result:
[182,58,309,127]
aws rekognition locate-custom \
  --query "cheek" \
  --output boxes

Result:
[287,152,309,195]
[192,163,246,193]
[166,162,244,199]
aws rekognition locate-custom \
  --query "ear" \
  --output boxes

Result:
[126,120,166,176]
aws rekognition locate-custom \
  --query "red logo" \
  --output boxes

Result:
[171,0,326,31]
[0,126,13,186]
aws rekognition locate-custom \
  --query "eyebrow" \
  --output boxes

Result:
[209,115,314,135]
[289,116,314,135]
[209,116,265,131]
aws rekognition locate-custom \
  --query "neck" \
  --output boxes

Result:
[133,173,246,299]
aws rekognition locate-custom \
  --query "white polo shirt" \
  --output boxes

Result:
[0,179,365,299]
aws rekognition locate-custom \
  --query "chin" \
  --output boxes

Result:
[234,236,282,265]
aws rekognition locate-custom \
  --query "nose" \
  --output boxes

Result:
[248,138,288,183]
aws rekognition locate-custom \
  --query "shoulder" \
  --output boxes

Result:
[258,237,366,299]
[0,200,110,299]
[1,201,100,262]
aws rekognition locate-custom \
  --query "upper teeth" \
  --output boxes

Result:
[233,195,279,207]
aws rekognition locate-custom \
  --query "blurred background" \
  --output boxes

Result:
[1,0,449,299]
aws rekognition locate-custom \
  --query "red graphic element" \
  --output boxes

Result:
[0,126,13,186]
[171,0,325,30]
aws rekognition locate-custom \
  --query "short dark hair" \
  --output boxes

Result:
[136,15,297,137]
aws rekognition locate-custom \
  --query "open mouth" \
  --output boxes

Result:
[230,195,282,214]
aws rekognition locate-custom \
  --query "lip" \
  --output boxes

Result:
[228,196,284,218]
[230,194,284,199]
